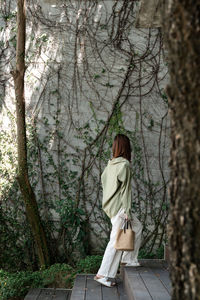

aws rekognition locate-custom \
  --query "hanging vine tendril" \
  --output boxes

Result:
[0,0,169,267]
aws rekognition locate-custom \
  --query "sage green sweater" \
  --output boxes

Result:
[101,156,132,219]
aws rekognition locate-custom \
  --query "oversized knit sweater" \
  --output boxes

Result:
[101,156,132,219]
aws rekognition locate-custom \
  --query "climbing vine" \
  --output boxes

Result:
[0,0,169,270]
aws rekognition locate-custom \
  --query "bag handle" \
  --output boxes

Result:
[122,219,132,233]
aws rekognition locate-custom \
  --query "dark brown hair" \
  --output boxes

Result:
[112,134,131,162]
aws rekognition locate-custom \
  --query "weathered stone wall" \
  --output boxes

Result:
[0,0,169,257]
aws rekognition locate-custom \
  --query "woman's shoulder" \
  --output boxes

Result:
[109,157,130,165]
[110,157,130,174]
[119,160,130,172]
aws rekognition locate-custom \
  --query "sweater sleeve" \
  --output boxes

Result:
[117,163,132,219]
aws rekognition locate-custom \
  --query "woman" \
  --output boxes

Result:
[94,134,143,287]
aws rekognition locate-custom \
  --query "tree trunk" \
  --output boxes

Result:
[12,0,51,269]
[163,1,200,299]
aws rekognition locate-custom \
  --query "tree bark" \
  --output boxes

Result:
[12,0,50,268]
[163,0,200,299]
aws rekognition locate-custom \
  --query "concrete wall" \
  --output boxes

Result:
[0,0,170,254]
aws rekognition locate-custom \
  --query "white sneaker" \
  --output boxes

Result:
[94,276,116,288]
[125,262,141,267]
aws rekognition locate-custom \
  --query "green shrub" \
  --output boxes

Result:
[76,255,103,274]
[41,263,75,288]
[0,269,42,299]
[0,258,103,299]
[0,263,74,300]
[155,244,164,259]
[138,244,164,259]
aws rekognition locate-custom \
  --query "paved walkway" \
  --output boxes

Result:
[70,275,127,300]
[25,259,171,300]
[123,263,171,300]
[24,287,71,299]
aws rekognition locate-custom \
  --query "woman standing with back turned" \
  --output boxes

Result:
[94,134,143,287]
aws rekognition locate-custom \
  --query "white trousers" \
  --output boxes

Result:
[97,208,143,278]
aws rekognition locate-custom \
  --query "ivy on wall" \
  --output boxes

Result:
[0,0,169,271]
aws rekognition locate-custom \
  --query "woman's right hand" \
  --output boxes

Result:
[124,213,129,220]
